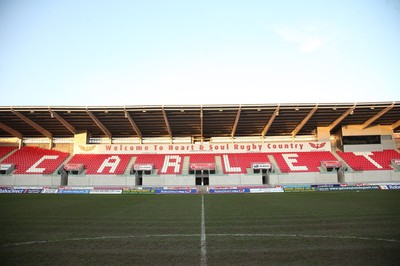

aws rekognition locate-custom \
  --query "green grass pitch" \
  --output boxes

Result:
[1,191,400,265]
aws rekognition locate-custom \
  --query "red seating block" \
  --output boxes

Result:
[336,150,400,171]
[134,154,183,174]
[272,152,338,172]
[221,153,270,174]
[2,146,69,174]
[0,146,17,159]
[67,154,133,174]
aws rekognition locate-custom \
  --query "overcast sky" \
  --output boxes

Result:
[1,0,399,106]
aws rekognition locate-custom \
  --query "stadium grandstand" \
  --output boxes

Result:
[0,101,399,187]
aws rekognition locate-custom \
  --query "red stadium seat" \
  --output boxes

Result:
[271,151,338,172]
[1,146,69,174]
[336,150,400,171]
[134,154,183,174]
[67,154,133,174]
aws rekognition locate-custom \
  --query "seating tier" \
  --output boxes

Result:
[134,154,183,174]
[221,153,270,174]
[272,152,338,172]
[0,146,17,159]
[336,150,400,171]
[67,154,133,174]
[1,146,69,174]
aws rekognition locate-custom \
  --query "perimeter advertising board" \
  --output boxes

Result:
[74,142,331,154]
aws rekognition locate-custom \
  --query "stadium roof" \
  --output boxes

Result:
[0,102,399,141]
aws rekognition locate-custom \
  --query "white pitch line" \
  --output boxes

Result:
[209,233,400,243]
[3,232,399,248]
[200,194,207,266]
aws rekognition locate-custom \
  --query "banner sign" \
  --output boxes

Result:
[58,188,91,194]
[252,163,272,169]
[0,187,43,193]
[311,184,341,188]
[41,188,59,194]
[316,185,379,191]
[0,187,25,193]
[74,141,331,154]
[122,188,155,194]
[0,164,14,170]
[321,161,342,168]
[283,187,316,192]
[208,187,248,194]
[133,164,153,171]
[89,189,123,194]
[154,187,197,194]
[378,184,400,190]
[249,187,284,193]
[189,163,215,171]
[64,164,84,171]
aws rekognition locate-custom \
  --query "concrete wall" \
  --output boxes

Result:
[143,175,194,186]
[0,175,62,186]
[269,172,338,185]
[1,170,399,187]
[343,170,400,183]
[209,174,262,186]
[68,175,136,186]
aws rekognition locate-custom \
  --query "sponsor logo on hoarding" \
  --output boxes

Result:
[317,185,379,191]
[41,188,59,194]
[190,163,215,170]
[90,189,122,194]
[283,187,316,192]
[155,188,197,194]
[58,189,90,194]
[252,163,271,169]
[122,189,155,194]
[208,188,248,194]
[0,187,25,193]
[133,164,153,171]
[0,164,13,170]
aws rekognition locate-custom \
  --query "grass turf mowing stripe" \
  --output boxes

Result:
[1,191,400,265]
[3,232,398,248]
[201,195,207,266]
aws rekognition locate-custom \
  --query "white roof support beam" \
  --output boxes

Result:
[12,110,53,139]
[86,110,112,139]
[124,110,142,139]
[328,104,356,131]
[231,106,241,138]
[200,106,204,143]
[391,120,400,130]
[49,110,77,135]
[162,107,172,139]
[291,105,318,137]
[261,106,280,139]
[361,102,395,129]
[0,122,23,139]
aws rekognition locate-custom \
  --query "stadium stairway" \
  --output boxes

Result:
[182,156,190,174]
[331,151,353,171]
[123,156,137,175]
[267,154,281,173]
[52,153,74,175]
[214,156,224,174]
